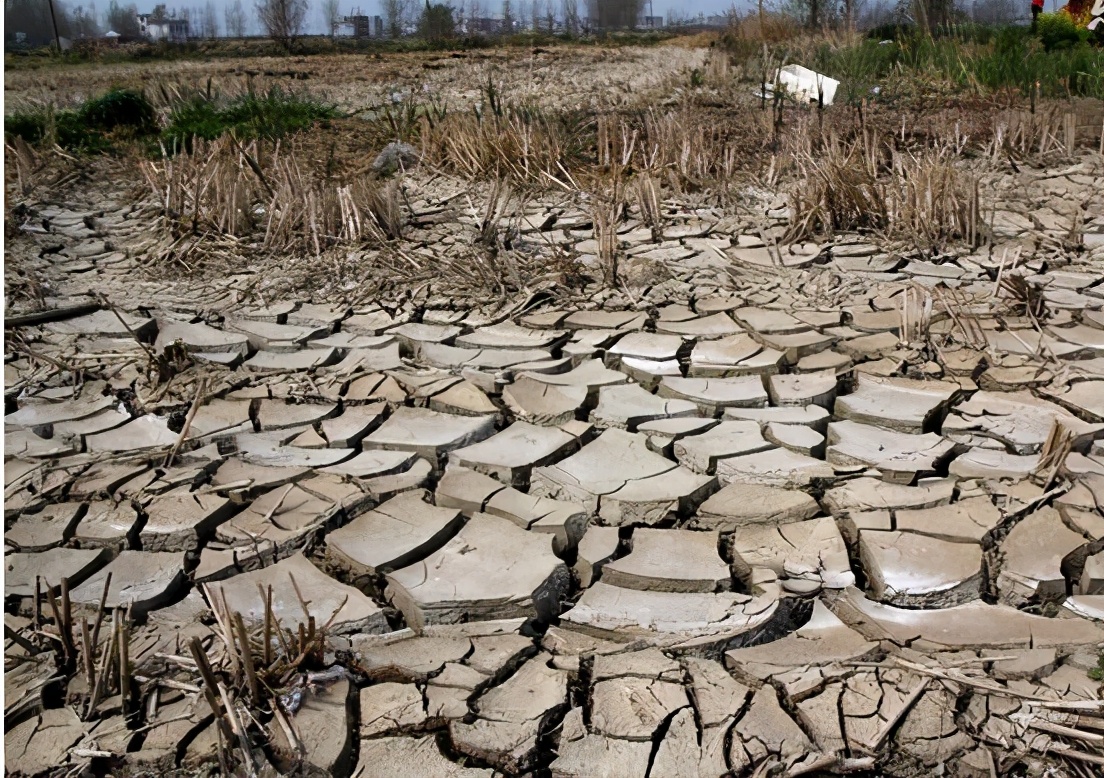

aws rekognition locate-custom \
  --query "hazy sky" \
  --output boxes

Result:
[137,0,754,36]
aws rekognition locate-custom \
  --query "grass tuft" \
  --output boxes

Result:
[160,87,340,152]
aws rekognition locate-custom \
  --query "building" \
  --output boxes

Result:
[137,13,189,42]
[337,12,384,38]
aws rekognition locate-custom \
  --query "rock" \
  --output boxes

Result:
[563,310,647,330]
[86,414,178,452]
[822,476,955,514]
[729,516,854,593]
[948,448,1039,479]
[354,635,472,682]
[550,734,652,778]
[591,675,688,740]
[715,446,835,488]
[725,600,877,682]
[450,655,567,772]
[456,321,567,351]
[723,404,830,432]
[72,501,141,549]
[602,529,731,593]
[5,503,85,551]
[1044,380,1104,423]
[672,421,773,474]
[226,318,327,351]
[559,580,781,651]
[435,467,506,515]
[859,530,983,607]
[946,390,1104,455]
[320,403,386,447]
[138,489,235,552]
[359,682,426,737]
[214,479,349,560]
[326,490,464,579]
[768,370,838,409]
[356,736,493,777]
[155,318,250,357]
[244,347,337,372]
[996,507,1085,606]
[732,685,813,764]
[684,656,751,728]
[691,482,819,530]
[5,547,107,598]
[531,428,711,517]
[574,526,620,587]
[835,374,959,433]
[592,648,682,681]
[657,376,768,415]
[982,647,1057,681]
[827,420,955,481]
[689,334,783,377]
[656,311,745,340]
[590,383,699,431]
[449,422,578,488]
[832,586,1104,650]
[206,552,387,634]
[894,497,1002,543]
[605,332,685,365]
[503,376,587,426]
[69,551,183,615]
[5,707,88,776]
[371,141,419,175]
[362,406,496,467]
[386,513,569,629]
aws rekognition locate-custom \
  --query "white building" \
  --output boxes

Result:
[137,13,189,42]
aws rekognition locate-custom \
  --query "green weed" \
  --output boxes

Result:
[160,87,339,152]
[4,88,155,152]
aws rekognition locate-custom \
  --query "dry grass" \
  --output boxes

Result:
[141,135,402,253]
[787,133,981,250]
[419,105,592,184]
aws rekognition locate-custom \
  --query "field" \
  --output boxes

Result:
[5,31,1104,778]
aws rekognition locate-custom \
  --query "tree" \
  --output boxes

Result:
[224,0,247,36]
[255,0,307,49]
[5,0,74,45]
[70,4,102,37]
[418,0,455,39]
[382,0,411,37]
[320,0,341,36]
[105,0,141,36]
[501,0,513,31]
[561,0,578,33]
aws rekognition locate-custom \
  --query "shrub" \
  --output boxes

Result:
[79,88,157,133]
[1036,12,1085,52]
[5,112,47,144]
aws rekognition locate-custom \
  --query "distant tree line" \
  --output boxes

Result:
[6,0,662,51]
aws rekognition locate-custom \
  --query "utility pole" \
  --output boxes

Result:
[47,0,62,52]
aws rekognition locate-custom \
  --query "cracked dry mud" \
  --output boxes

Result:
[7,54,1104,778]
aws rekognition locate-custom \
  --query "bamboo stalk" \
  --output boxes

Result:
[90,572,113,654]
[233,611,261,703]
[118,615,131,717]
[80,619,95,690]
[164,378,207,467]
